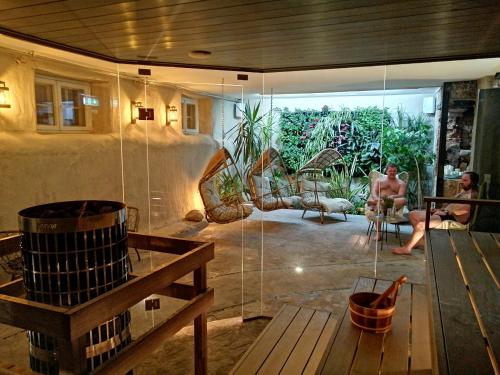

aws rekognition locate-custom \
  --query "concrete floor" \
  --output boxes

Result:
[0,210,426,374]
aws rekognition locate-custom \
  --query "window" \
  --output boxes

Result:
[35,75,92,131]
[182,96,199,134]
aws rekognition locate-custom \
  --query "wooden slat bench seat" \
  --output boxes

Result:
[320,277,432,374]
[231,276,432,375]
[426,229,499,375]
[230,305,338,375]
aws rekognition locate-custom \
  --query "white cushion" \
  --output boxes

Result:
[302,196,353,214]
[199,179,222,209]
[436,220,467,230]
[301,179,330,192]
[253,175,272,196]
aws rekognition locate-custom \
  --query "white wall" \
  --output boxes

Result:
[0,49,218,231]
[271,89,439,118]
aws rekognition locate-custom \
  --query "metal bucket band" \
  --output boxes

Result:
[85,326,131,358]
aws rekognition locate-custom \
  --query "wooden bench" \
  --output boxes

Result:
[426,229,499,374]
[231,276,432,374]
[230,305,338,374]
[423,196,500,374]
[320,277,432,374]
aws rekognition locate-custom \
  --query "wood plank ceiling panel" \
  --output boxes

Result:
[40,0,491,49]
[0,0,499,72]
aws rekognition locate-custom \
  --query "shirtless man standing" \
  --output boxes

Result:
[367,163,407,240]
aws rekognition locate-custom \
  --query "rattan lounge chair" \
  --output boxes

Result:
[297,149,354,224]
[247,147,301,211]
[199,148,253,224]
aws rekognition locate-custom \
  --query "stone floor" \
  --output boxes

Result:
[0,210,426,374]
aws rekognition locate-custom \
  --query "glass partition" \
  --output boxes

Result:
[2,31,500,372]
[238,67,389,320]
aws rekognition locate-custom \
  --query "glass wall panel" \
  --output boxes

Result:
[0,42,129,372]
[114,67,259,367]
[3,30,498,372]
[241,66,389,320]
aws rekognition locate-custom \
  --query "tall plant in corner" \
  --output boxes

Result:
[229,101,264,173]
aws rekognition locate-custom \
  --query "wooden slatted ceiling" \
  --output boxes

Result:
[0,0,499,72]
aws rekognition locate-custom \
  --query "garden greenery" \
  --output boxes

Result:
[230,102,434,211]
[277,106,433,181]
[277,105,434,209]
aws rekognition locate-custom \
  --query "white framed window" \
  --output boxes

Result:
[35,75,92,132]
[182,96,199,134]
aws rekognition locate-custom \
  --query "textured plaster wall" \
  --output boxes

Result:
[0,49,218,230]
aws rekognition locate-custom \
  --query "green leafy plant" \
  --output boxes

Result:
[344,107,391,174]
[216,172,242,204]
[301,112,340,166]
[230,101,264,171]
[328,155,369,213]
[277,107,327,173]
[382,107,434,208]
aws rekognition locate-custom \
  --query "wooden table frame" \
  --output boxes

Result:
[0,232,214,374]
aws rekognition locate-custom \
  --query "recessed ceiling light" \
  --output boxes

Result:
[189,50,212,59]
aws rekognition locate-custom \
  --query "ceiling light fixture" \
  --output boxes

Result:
[188,50,212,59]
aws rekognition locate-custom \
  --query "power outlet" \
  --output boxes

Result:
[484,174,491,184]
[145,298,160,311]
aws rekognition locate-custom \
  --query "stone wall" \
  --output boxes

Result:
[0,48,219,231]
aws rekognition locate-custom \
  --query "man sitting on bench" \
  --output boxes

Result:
[392,171,479,255]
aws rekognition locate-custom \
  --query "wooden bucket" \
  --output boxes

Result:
[349,292,395,333]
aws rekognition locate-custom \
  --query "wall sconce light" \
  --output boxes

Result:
[167,105,178,125]
[0,81,11,108]
[131,101,143,124]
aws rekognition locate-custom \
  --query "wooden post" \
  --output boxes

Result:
[425,199,432,230]
[194,265,208,375]
[58,336,87,374]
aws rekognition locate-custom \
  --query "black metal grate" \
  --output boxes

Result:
[18,201,131,374]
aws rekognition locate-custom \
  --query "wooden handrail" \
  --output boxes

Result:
[423,197,500,206]
[423,196,500,230]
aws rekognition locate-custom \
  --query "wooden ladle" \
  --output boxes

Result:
[369,275,407,309]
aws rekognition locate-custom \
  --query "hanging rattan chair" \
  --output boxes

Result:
[247,147,301,211]
[297,148,354,224]
[198,148,253,224]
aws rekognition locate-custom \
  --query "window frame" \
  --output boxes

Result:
[182,96,199,134]
[35,74,92,132]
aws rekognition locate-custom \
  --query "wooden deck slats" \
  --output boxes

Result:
[410,284,432,374]
[426,230,497,375]
[279,310,332,375]
[233,277,431,375]
[321,277,431,375]
[471,231,500,282]
[451,231,500,367]
[231,305,299,375]
[380,282,412,375]
[321,277,375,374]
[230,304,338,375]
[256,307,315,374]
[301,315,337,375]
[350,280,390,374]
